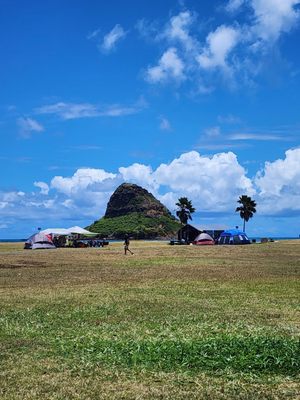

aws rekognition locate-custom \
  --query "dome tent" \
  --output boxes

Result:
[218,229,250,245]
[24,232,56,250]
[193,232,215,245]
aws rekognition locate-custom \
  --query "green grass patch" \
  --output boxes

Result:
[0,241,299,399]
[54,335,299,375]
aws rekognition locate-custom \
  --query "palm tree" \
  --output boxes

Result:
[236,195,257,232]
[176,197,196,225]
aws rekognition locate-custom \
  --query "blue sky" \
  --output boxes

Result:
[1,0,300,238]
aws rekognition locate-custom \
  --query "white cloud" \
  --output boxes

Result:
[197,25,240,71]
[119,164,157,190]
[35,101,144,120]
[17,117,44,138]
[229,133,286,140]
[2,191,25,202]
[87,28,101,40]
[146,47,185,83]
[0,191,26,211]
[62,199,75,209]
[101,24,127,52]
[34,181,49,195]
[152,151,255,211]
[255,148,300,215]
[195,143,246,151]
[2,149,300,233]
[164,11,196,51]
[51,168,117,196]
[135,19,158,39]
[159,116,172,131]
[255,148,300,196]
[47,151,255,216]
[204,126,221,137]
[250,0,300,43]
[102,104,139,117]
[35,102,99,119]
[225,0,245,13]
[141,4,300,91]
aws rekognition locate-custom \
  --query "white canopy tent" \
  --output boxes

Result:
[41,228,70,235]
[67,226,97,236]
[40,226,96,236]
[25,226,98,249]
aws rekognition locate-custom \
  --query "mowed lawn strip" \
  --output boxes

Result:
[0,241,299,399]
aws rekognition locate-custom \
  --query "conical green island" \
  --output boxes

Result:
[87,183,180,239]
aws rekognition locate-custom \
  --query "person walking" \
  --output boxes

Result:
[124,234,134,255]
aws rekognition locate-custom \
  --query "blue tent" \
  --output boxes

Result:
[218,229,250,245]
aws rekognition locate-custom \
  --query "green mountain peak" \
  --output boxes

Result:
[88,183,180,239]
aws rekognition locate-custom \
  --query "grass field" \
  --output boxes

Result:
[0,240,299,399]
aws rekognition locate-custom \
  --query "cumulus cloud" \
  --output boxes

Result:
[146,47,185,83]
[153,151,255,211]
[164,10,196,51]
[255,148,300,196]
[250,0,300,43]
[1,149,300,234]
[0,191,26,213]
[255,148,300,215]
[197,25,240,71]
[117,151,255,212]
[51,168,117,196]
[34,181,49,195]
[142,4,300,90]
[17,117,44,138]
[101,24,127,52]
[119,163,157,190]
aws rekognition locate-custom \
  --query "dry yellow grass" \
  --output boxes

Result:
[0,240,299,399]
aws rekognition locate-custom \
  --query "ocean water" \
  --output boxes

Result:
[0,239,26,242]
[249,237,299,242]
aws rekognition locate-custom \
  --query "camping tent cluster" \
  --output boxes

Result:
[24,226,97,249]
[175,224,251,246]
[177,224,224,244]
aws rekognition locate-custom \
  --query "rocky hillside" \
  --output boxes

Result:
[88,183,180,239]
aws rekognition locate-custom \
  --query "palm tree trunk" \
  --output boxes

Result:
[243,218,246,232]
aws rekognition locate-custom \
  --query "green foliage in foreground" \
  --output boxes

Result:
[56,336,299,375]
[1,282,299,378]
[0,241,300,399]
[88,212,181,238]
